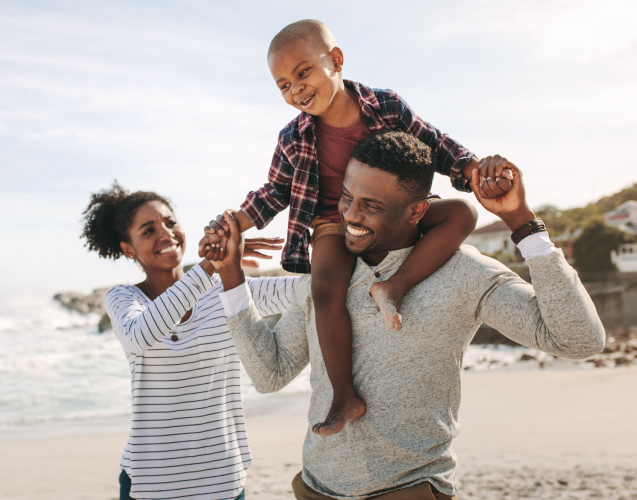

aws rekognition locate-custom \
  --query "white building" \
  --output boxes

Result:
[604,200,637,235]
[611,244,637,273]
[465,220,516,256]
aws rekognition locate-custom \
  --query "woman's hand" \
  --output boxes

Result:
[205,211,246,290]
[242,237,284,268]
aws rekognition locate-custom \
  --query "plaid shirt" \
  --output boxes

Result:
[240,80,473,273]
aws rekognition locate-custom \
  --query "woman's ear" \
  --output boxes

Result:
[120,241,135,260]
[409,200,430,225]
[330,47,344,72]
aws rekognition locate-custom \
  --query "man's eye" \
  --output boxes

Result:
[167,221,176,227]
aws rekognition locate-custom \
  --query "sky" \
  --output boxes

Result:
[1,0,636,300]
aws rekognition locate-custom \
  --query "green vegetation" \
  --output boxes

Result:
[572,219,635,274]
[536,183,637,235]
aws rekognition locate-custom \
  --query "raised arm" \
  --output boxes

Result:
[466,159,605,358]
[105,265,215,355]
[213,211,310,393]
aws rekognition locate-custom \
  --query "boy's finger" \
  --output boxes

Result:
[487,154,502,179]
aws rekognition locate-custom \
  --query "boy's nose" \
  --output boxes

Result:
[292,83,305,94]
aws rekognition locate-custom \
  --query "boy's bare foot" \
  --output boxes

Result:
[312,393,366,437]
[370,280,405,331]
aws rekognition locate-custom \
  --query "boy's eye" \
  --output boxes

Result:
[299,68,309,77]
[281,83,290,91]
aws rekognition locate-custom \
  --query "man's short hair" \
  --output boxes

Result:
[268,20,337,59]
[351,131,435,201]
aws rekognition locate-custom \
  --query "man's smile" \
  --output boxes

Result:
[345,224,371,237]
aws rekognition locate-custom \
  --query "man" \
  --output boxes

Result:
[210,131,605,500]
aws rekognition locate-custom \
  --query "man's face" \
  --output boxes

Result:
[268,38,341,117]
[338,159,426,263]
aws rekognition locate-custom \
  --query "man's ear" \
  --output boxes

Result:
[120,241,135,260]
[330,47,344,72]
[408,200,430,224]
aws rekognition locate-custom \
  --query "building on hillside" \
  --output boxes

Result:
[604,200,637,235]
[611,244,637,273]
[465,220,515,256]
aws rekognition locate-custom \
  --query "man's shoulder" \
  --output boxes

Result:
[293,274,313,302]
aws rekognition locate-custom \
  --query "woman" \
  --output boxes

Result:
[81,182,296,500]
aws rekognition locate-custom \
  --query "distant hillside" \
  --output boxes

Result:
[536,183,637,235]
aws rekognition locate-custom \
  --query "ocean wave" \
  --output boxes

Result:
[0,298,100,333]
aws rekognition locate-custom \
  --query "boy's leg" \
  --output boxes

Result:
[311,233,365,437]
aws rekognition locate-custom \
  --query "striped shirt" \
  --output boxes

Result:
[105,265,296,500]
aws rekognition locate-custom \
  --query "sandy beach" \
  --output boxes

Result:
[1,367,635,500]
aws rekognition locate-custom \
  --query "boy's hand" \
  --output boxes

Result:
[476,155,514,199]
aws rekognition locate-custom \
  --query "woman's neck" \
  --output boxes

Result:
[143,265,184,297]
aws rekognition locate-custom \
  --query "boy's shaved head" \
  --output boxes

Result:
[268,20,337,59]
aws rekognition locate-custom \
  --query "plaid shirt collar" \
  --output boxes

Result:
[296,80,380,136]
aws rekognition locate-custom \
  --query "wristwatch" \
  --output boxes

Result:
[510,218,547,245]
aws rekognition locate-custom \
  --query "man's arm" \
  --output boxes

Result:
[213,211,310,393]
[466,160,605,358]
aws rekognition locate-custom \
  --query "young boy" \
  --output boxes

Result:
[199,20,513,437]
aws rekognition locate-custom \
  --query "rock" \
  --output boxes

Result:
[520,353,536,361]
[98,314,112,333]
[614,356,631,366]
[593,358,612,368]
[557,479,568,486]
[53,287,110,316]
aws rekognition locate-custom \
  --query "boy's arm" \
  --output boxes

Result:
[372,198,478,329]
[393,198,477,289]
[394,93,512,196]
[239,134,295,230]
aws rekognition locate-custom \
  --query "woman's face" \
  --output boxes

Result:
[120,201,186,272]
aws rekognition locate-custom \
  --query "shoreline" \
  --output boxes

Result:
[1,368,635,499]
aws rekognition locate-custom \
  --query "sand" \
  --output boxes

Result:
[0,368,635,500]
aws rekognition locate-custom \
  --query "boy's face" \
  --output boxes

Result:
[268,38,343,117]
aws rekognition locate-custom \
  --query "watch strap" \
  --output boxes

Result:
[511,218,547,245]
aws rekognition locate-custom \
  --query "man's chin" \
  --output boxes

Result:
[344,235,374,256]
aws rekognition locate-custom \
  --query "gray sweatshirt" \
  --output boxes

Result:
[225,245,605,499]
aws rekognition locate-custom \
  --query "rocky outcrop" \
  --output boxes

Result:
[53,288,110,316]
[53,287,112,332]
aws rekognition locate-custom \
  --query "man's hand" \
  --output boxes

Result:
[463,155,514,199]
[207,211,247,291]
[469,158,536,232]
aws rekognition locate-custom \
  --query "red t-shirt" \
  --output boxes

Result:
[315,114,372,223]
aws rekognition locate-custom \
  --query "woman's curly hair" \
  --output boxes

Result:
[81,181,173,260]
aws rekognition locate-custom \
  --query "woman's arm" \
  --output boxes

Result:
[105,264,215,355]
[246,275,298,317]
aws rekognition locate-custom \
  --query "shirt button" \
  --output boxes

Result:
[374,272,381,278]
[171,334,179,342]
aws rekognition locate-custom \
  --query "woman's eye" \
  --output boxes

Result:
[144,228,154,235]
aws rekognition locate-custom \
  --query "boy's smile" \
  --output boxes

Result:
[268,38,359,127]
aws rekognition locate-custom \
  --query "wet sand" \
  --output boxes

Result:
[0,368,635,500]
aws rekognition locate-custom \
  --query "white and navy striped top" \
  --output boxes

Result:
[105,265,296,500]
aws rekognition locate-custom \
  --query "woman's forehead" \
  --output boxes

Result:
[134,201,174,222]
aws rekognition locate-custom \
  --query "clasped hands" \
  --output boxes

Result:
[198,210,281,269]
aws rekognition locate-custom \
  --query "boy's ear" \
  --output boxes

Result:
[330,47,344,72]
[408,200,430,224]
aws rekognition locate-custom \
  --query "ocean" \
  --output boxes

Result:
[0,298,593,429]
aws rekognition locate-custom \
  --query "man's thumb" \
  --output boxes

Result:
[222,210,239,238]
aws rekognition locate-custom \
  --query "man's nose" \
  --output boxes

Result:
[342,202,363,225]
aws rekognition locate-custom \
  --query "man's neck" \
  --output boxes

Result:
[361,230,420,267]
